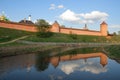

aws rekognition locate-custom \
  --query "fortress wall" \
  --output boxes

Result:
[0,21,37,32]
[49,26,60,33]
[0,21,107,36]
[60,28,102,36]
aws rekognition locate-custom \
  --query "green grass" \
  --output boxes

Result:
[0,27,34,42]
[109,35,120,43]
[1,27,120,58]
[1,27,120,43]
[104,45,120,58]
[0,42,29,47]
[24,33,107,43]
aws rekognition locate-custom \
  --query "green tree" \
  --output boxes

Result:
[61,25,66,28]
[118,31,120,35]
[0,15,10,21]
[35,19,50,32]
[35,19,53,38]
[35,54,49,71]
[113,32,117,36]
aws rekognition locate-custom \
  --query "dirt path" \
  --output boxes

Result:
[0,36,28,45]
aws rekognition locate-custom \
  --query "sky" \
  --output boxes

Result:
[0,0,120,33]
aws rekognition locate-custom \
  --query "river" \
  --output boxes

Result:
[0,46,120,80]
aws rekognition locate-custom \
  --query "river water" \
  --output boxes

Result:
[0,46,120,80]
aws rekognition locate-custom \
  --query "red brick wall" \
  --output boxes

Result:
[0,21,37,32]
[60,28,102,36]
[50,21,108,36]
[0,21,108,36]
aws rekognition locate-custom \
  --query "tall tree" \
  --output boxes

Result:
[35,19,53,38]
[113,32,117,36]
[35,19,50,32]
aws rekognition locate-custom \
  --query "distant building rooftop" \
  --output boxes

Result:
[19,19,34,25]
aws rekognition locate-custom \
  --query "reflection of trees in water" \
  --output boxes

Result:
[34,47,65,72]
[35,52,50,71]
[104,45,120,63]
[0,54,35,76]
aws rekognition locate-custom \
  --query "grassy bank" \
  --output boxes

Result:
[24,33,108,43]
[0,27,107,43]
[1,27,120,58]
[104,45,120,59]
[1,27,120,43]
[0,27,34,43]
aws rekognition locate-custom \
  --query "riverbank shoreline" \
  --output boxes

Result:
[17,40,120,46]
[0,44,62,58]
[0,42,120,58]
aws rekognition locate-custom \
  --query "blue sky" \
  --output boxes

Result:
[0,0,120,33]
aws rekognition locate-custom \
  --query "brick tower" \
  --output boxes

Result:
[100,21,108,36]
[50,21,60,33]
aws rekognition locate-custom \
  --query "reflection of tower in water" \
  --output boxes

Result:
[100,53,108,67]
[50,56,60,68]
[50,52,108,68]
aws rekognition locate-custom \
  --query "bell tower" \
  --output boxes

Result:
[28,15,31,21]
[100,21,108,36]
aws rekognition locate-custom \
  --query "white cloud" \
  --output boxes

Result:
[59,9,80,22]
[80,62,107,74]
[59,9,109,24]
[80,11,108,21]
[49,4,56,10]
[109,25,120,28]
[59,60,107,75]
[58,5,64,9]
[60,63,79,75]
[49,4,64,10]
[47,20,53,25]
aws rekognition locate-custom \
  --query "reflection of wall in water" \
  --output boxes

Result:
[0,54,36,75]
[0,52,108,75]
[50,52,108,68]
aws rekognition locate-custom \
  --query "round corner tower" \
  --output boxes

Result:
[50,21,60,33]
[100,21,108,36]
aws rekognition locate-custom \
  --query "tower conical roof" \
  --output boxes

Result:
[52,21,60,26]
[101,21,107,25]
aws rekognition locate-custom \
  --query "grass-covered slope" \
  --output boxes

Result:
[25,33,107,43]
[0,27,34,42]
[104,45,120,58]
[1,27,120,43]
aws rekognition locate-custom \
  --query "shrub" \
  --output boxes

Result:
[69,33,78,40]
[37,31,54,38]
